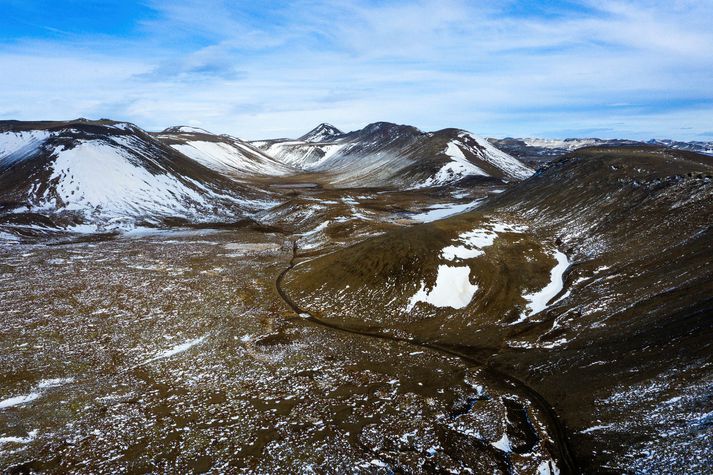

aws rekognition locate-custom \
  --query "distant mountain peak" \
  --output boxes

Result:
[161,125,213,135]
[299,123,343,142]
[360,121,422,137]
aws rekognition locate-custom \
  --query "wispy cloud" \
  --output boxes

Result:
[0,0,711,140]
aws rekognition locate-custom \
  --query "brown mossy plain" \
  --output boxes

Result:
[283,211,559,349]
[0,230,566,473]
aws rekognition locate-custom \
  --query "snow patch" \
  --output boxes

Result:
[537,460,561,475]
[491,433,512,452]
[416,141,489,188]
[108,122,135,131]
[143,336,207,365]
[409,199,483,223]
[0,392,40,410]
[441,222,527,261]
[0,377,74,410]
[517,250,570,322]
[406,265,478,311]
[261,140,348,171]
[579,424,615,434]
[299,220,330,250]
[523,138,599,150]
[0,430,38,445]
[37,378,74,389]
[172,140,290,176]
[459,132,533,180]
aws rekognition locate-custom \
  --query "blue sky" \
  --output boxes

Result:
[0,0,711,140]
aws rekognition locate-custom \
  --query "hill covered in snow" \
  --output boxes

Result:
[154,126,296,178]
[0,120,277,235]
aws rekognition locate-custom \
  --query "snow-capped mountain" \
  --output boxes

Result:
[298,123,343,142]
[489,136,713,166]
[254,122,533,188]
[488,137,642,165]
[154,126,295,178]
[0,118,534,234]
[161,125,214,134]
[522,137,605,150]
[646,138,713,156]
[0,120,276,233]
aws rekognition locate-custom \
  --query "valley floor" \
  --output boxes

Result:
[1,227,563,473]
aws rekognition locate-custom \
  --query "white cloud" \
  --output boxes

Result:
[0,0,711,140]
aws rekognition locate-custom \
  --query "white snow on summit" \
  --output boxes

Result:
[416,141,488,188]
[299,123,343,142]
[164,126,213,134]
[458,132,533,180]
[39,140,210,217]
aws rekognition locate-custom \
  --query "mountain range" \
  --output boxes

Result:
[0,119,536,234]
[252,122,533,188]
[3,118,710,237]
[489,136,713,167]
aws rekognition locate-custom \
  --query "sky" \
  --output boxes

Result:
[0,0,712,140]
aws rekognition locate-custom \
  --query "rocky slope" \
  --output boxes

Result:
[282,145,713,472]
[253,122,533,188]
[0,120,277,235]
